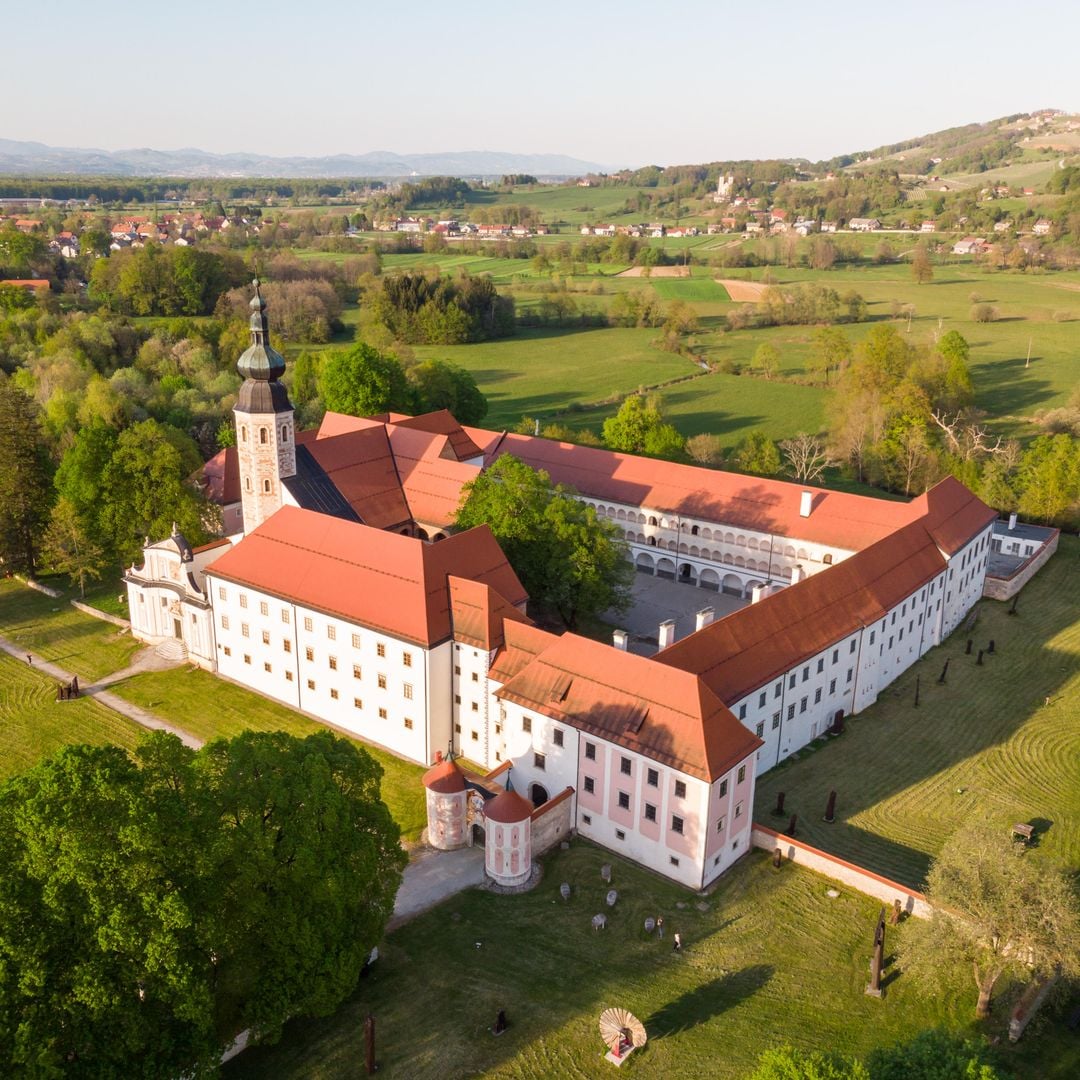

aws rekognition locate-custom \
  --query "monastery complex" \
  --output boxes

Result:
[126,285,1002,891]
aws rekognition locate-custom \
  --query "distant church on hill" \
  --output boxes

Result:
[126,283,998,888]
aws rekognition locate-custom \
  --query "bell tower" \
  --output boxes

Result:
[234,279,296,533]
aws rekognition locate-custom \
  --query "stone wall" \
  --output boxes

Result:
[71,600,130,629]
[751,824,933,918]
[983,530,1059,601]
[531,787,574,856]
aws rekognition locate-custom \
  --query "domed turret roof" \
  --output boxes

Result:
[484,787,533,823]
[237,279,286,382]
[422,756,466,793]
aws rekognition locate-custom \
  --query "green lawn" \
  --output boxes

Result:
[110,668,426,841]
[0,579,141,681]
[0,654,147,779]
[754,535,1080,889]
[226,842,1070,1080]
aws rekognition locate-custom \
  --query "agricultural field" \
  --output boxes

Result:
[225,842,1073,1080]
[754,535,1080,889]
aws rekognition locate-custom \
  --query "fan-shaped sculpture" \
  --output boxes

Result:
[598,1006,648,1053]
[592,913,606,931]
[606,889,618,907]
[600,863,612,883]
[560,882,571,901]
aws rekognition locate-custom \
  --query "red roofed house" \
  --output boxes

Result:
[124,281,1000,888]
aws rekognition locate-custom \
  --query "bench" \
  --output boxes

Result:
[1012,823,1034,843]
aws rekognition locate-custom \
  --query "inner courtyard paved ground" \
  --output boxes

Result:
[603,572,748,657]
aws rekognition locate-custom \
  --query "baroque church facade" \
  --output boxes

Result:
[126,284,996,888]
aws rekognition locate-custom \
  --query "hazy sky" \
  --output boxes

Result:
[9,0,1077,168]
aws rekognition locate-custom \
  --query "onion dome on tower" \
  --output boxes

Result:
[236,278,291,413]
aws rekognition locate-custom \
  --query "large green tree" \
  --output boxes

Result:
[409,358,488,424]
[898,821,1080,1019]
[317,342,416,417]
[602,394,685,458]
[0,384,51,573]
[42,496,106,598]
[455,454,632,628]
[0,730,405,1077]
[747,1045,868,1080]
[866,1029,1004,1080]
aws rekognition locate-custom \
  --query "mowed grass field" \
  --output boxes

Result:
[0,579,140,681]
[0,654,147,780]
[225,842,1072,1080]
[110,667,426,841]
[754,535,1080,889]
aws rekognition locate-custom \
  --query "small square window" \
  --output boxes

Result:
[647,768,659,787]
[585,741,596,760]
[223,645,232,656]
[534,752,546,770]
[305,647,314,661]
[284,639,292,653]
[218,586,226,600]
[329,656,338,670]
[351,633,361,649]
[470,701,479,713]
[306,679,315,690]
[737,765,746,784]
[261,630,270,645]
[522,716,532,733]
[553,728,564,747]
[674,780,686,799]
[403,683,413,700]
[615,828,624,840]
[303,617,312,632]
[716,816,725,833]
[377,674,387,689]
[285,670,293,682]
[330,688,339,700]
[376,643,386,658]
[620,757,631,776]
[584,776,595,794]
[263,662,272,673]
[617,791,630,810]
[354,697,363,709]
[327,626,336,641]
[644,803,656,822]
[755,721,764,737]
[671,815,684,834]
[259,601,268,616]
[353,664,362,679]
[220,615,229,630]
[239,594,248,609]
[404,717,413,729]
[582,813,592,825]
[281,609,290,624]
[471,672,478,682]
[403,652,412,667]
[670,856,680,867]
[243,654,251,665]
[241,623,249,638]
[379,708,388,719]
[471,730,479,741]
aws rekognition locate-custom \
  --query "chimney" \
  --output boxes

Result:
[792,565,807,584]
[751,584,769,604]
[613,629,629,651]
[658,620,676,650]
[695,607,715,632]
[800,491,813,518]
[1008,512,1017,532]
[434,750,443,764]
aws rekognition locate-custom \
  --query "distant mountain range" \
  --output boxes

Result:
[0,139,607,179]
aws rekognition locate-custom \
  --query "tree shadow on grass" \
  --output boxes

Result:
[646,964,773,1038]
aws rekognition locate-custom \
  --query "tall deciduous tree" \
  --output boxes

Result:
[748,1045,868,1080]
[810,326,851,385]
[409,359,488,424]
[898,821,1080,1019]
[603,394,685,458]
[0,384,51,573]
[455,454,632,629]
[0,730,405,1077]
[317,342,416,417]
[42,496,106,598]
[911,242,934,284]
[751,342,781,379]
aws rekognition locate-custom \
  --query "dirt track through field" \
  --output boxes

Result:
[616,265,690,278]
[715,278,770,301]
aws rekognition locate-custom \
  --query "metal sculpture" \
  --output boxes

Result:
[599,1006,647,1060]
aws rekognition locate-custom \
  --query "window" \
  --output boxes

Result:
[327,626,336,641]
[850,638,857,653]
[829,679,836,694]
[243,654,252,665]
[223,646,232,656]
[644,802,656,821]
[772,711,780,730]
[802,666,809,682]
[787,704,795,720]
[304,617,312,632]
[379,708,388,719]
[646,768,659,787]
[615,829,625,840]
[281,424,289,441]
[799,696,808,714]
[285,670,293,682]
[329,656,338,670]
[471,730,479,742]
[584,776,595,794]
[755,721,764,737]
[620,757,631,776]
[404,718,413,729]
[585,741,596,760]
[283,639,292,653]
[454,722,461,733]
[788,673,796,689]
[737,765,746,784]
[832,649,838,664]
[669,856,680,867]
[816,658,824,673]
[220,615,229,630]
[306,679,315,690]
[617,791,630,810]
[471,672,478,682]
[846,668,853,684]
[471,702,479,712]
[534,752,546,770]
[553,728,564,747]
[330,689,339,700]
[259,427,268,444]
[241,623,249,638]
[218,586,226,600]
[582,813,592,826]
[263,662,272,673]
[719,779,728,798]
[240,426,248,442]
[352,664,361,679]
[377,674,387,689]
[738,703,747,720]
[261,630,270,645]
[454,665,461,675]
[671,815,684,834]
[774,681,782,698]
[674,780,686,799]
[351,633,361,649]
[239,594,248,609]
[244,476,251,492]
[403,651,412,667]
[376,643,386,658]
[715,816,725,833]
[401,683,412,700]
[354,697,362,709]
[735,801,744,818]
[522,716,532,733]
[869,630,876,645]
[758,691,766,708]
[814,688,822,704]
[305,647,314,661]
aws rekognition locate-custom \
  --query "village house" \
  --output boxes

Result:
[1032,219,1053,236]
[125,285,1000,889]
[847,218,881,232]
[952,237,988,256]
[920,220,936,233]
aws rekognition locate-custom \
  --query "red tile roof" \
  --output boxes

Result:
[204,506,525,646]
[448,576,530,651]
[391,410,484,462]
[657,519,948,704]
[496,632,761,782]
[484,787,533,823]
[423,756,466,793]
[489,621,560,684]
[465,430,913,551]
[201,447,240,504]
[387,425,480,527]
[906,476,997,555]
